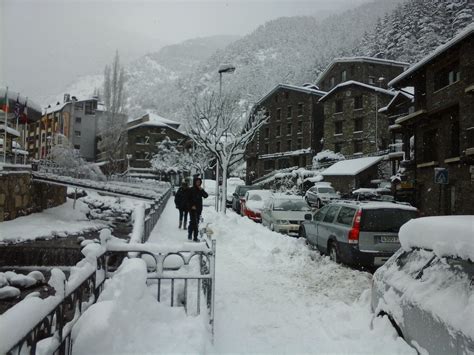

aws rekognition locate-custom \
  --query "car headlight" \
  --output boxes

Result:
[277,220,289,225]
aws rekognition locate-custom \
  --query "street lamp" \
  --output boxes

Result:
[215,64,236,211]
[126,154,132,172]
[371,76,385,152]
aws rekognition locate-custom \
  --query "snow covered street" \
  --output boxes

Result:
[143,201,415,354]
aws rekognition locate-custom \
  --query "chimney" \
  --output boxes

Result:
[63,93,71,103]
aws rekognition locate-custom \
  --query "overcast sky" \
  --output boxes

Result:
[1,0,367,102]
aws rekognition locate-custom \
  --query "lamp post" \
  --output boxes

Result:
[215,64,236,211]
[372,76,385,152]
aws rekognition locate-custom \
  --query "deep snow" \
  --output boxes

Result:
[70,199,415,354]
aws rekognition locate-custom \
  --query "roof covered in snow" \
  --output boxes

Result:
[321,156,383,176]
[319,81,396,102]
[316,57,410,85]
[378,88,414,113]
[254,83,326,107]
[389,24,474,88]
[127,113,181,131]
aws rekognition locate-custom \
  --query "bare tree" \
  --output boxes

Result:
[183,146,213,179]
[98,50,127,174]
[186,92,266,213]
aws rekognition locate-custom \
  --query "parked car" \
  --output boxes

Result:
[261,194,313,236]
[304,182,340,208]
[226,177,245,208]
[300,200,418,267]
[202,179,217,207]
[232,185,259,214]
[241,190,272,223]
[352,187,394,202]
[372,216,474,355]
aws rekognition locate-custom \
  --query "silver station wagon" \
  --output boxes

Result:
[299,200,418,267]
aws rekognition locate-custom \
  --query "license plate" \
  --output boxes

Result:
[380,236,399,243]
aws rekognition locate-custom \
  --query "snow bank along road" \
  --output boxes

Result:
[73,200,415,354]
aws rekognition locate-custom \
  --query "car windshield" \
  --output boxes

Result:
[238,186,255,196]
[318,187,335,193]
[273,200,311,211]
[360,209,417,233]
[248,194,263,201]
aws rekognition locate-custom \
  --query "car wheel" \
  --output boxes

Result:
[328,241,341,264]
[316,199,322,209]
[299,227,306,239]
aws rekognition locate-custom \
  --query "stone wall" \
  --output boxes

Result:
[0,172,66,222]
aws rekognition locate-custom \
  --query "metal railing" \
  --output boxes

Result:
[104,234,217,341]
[5,253,107,355]
[142,188,172,242]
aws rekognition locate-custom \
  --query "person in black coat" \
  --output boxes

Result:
[174,180,189,229]
[186,177,208,241]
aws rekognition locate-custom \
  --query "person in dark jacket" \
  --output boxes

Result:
[186,177,208,241]
[174,180,189,229]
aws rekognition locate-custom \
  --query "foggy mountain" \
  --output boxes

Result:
[50,0,473,123]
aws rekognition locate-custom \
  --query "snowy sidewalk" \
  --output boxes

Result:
[148,201,415,354]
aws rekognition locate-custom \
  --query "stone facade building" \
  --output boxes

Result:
[245,84,326,183]
[315,57,410,158]
[319,81,396,157]
[316,57,409,92]
[389,26,474,215]
[126,113,191,170]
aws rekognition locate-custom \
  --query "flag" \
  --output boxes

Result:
[20,98,28,124]
[14,95,21,121]
[0,89,8,113]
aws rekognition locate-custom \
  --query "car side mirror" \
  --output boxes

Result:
[304,213,312,221]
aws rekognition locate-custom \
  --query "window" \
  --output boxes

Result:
[368,77,375,85]
[287,123,292,135]
[264,127,270,138]
[276,141,281,152]
[276,125,281,137]
[341,70,347,82]
[335,99,343,113]
[74,144,80,150]
[287,140,292,151]
[330,76,335,88]
[449,112,460,157]
[335,121,343,134]
[467,127,474,148]
[354,96,363,109]
[422,129,438,162]
[314,205,330,221]
[276,108,281,120]
[334,143,342,153]
[297,103,304,116]
[74,130,81,137]
[336,207,356,225]
[74,102,83,111]
[287,106,292,118]
[323,205,339,223]
[85,100,96,115]
[298,121,303,133]
[354,117,363,132]
[264,160,275,170]
[75,117,82,124]
[264,143,269,154]
[136,136,145,144]
[350,65,355,76]
[278,158,290,169]
[354,140,363,153]
[434,62,460,91]
[275,95,279,103]
[297,138,303,150]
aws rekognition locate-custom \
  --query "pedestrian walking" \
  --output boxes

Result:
[186,177,208,242]
[174,180,189,229]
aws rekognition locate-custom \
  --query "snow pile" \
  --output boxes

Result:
[312,149,345,168]
[198,208,415,353]
[72,258,210,354]
[0,199,106,243]
[399,216,474,260]
[245,190,273,212]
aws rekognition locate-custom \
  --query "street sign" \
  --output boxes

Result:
[434,168,449,184]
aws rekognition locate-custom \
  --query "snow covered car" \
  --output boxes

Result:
[371,216,474,355]
[232,185,259,214]
[226,177,245,208]
[240,190,272,223]
[261,194,313,236]
[304,182,340,208]
[300,200,418,267]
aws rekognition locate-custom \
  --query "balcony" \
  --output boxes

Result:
[388,142,404,160]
